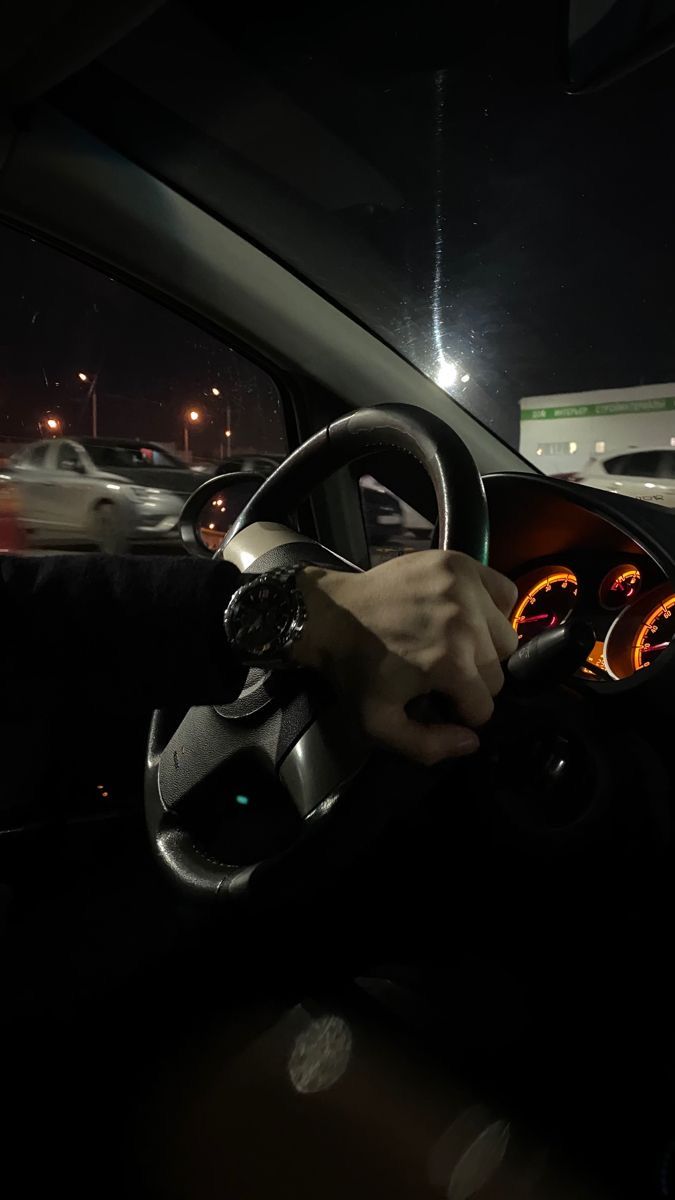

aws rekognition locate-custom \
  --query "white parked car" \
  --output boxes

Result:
[568,448,675,509]
[10,437,200,552]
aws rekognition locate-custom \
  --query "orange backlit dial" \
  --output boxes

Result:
[511,568,579,645]
[632,594,675,671]
[599,564,641,610]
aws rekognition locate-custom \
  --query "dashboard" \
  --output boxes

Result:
[484,473,675,686]
[510,556,674,680]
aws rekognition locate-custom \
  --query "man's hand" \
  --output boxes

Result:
[293,551,518,765]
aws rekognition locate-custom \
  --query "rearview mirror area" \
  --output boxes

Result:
[179,471,265,558]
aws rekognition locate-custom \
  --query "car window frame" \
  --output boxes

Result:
[27,443,50,468]
[55,440,85,474]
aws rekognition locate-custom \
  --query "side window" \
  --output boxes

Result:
[0,222,286,554]
[620,451,661,477]
[605,452,662,477]
[603,456,626,475]
[26,444,49,467]
[358,474,434,567]
[56,443,83,473]
[655,451,675,479]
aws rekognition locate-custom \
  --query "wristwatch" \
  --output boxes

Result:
[223,566,308,669]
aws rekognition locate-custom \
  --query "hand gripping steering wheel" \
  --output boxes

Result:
[145,405,489,906]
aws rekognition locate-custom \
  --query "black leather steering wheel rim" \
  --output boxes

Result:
[225,403,489,564]
[145,404,489,907]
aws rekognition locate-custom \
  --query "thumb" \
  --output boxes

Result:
[368,706,480,766]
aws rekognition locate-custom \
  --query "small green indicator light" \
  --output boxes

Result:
[235,794,250,807]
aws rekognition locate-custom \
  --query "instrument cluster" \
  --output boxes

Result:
[510,556,675,680]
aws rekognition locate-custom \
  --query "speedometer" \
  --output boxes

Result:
[605,584,675,678]
[632,594,675,671]
[511,566,579,645]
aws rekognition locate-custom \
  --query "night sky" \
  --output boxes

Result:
[4,2,675,454]
[213,3,675,445]
[0,222,285,459]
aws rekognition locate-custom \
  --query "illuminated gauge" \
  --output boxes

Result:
[511,566,579,645]
[599,564,641,610]
[632,593,675,671]
[605,584,675,678]
[579,640,608,678]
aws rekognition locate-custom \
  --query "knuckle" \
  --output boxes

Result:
[444,624,480,665]
[438,602,463,635]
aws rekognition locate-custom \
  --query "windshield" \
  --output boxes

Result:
[53,2,675,504]
[86,444,184,470]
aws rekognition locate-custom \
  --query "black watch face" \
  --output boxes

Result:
[231,579,296,657]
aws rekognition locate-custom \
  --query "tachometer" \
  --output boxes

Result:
[511,566,579,645]
[632,594,675,671]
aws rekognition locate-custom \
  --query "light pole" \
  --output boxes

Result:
[78,372,99,437]
[183,407,202,454]
[224,401,232,458]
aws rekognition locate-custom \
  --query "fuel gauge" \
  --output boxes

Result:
[599,564,641,610]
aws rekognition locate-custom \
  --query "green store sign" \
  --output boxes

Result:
[521,397,675,421]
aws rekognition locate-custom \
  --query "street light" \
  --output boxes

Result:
[40,414,62,437]
[211,387,221,396]
[183,406,203,454]
[77,371,99,436]
[220,427,233,460]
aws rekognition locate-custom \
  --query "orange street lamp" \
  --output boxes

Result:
[40,414,63,437]
[183,406,203,453]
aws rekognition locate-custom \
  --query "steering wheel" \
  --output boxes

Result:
[145,404,489,906]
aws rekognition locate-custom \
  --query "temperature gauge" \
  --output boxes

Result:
[599,564,641,610]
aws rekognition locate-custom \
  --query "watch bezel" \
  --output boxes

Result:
[223,568,307,667]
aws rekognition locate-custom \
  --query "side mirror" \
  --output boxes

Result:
[179,471,266,558]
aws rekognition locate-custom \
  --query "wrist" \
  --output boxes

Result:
[291,566,353,672]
